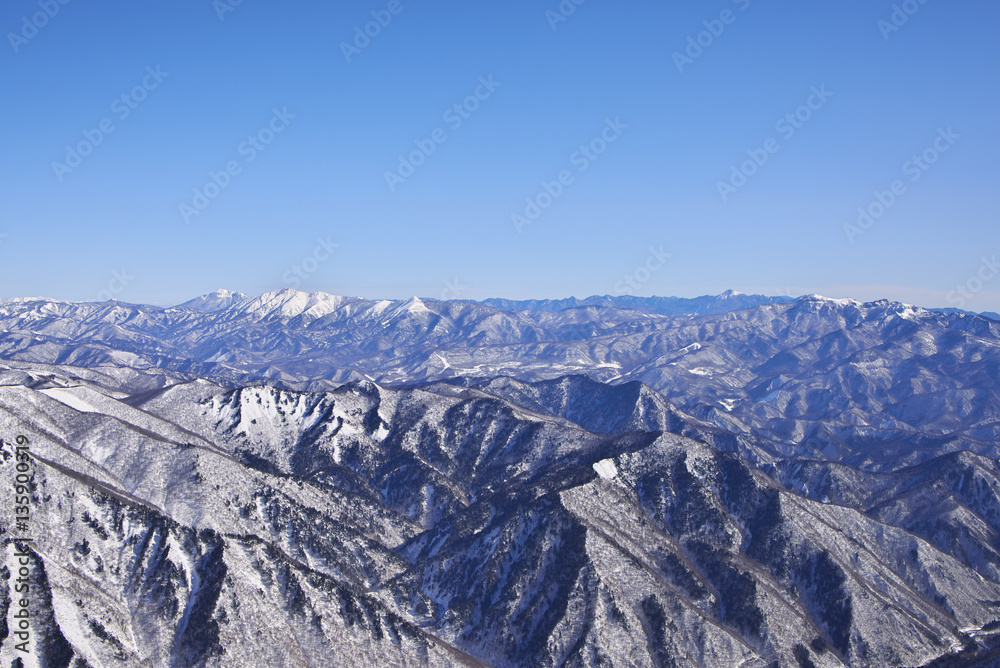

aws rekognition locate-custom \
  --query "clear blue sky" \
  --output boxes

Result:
[1,0,998,310]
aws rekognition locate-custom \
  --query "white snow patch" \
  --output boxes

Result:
[404,296,430,315]
[593,459,618,479]
[689,367,713,376]
[803,294,862,307]
[40,387,98,413]
[49,577,101,668]
[369,300,394,316]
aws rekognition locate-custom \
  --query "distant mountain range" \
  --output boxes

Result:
[170,289,791,315]
[479,290,796,316]
[1,289,997,470]
[2,290,1000,666]
[170,288,998,321]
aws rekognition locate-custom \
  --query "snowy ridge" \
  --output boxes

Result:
[1,290,1000,473]
[3,291,1000,665]
[1,362,1000,666]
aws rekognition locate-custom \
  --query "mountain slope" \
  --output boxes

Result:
[2,290,999,474]
[3,363,1000,667]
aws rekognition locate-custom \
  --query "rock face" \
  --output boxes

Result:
[1,291,1000,667]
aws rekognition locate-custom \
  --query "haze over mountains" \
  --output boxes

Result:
[2,290,1000,667]
[479,290,796,316]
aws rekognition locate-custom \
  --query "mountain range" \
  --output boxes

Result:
[2,290,1000,667]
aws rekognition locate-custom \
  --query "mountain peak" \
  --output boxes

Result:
[397,295,432,316]
[799,293,868,308]
[176,289,249,312]
[241,289,347,320]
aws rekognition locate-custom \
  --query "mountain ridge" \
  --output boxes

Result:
[3,361,1000,666]
[3,291,1000,665]
[1,290,997,473]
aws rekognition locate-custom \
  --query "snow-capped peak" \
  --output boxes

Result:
[238,289,346,320]
[799,293,862,307]
[403,296,431,314]
[177,289,250,312]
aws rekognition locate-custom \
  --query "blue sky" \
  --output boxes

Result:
[1,0,998,310]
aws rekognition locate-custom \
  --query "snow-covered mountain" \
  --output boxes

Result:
[1,289,997,470]
[176,289,250,312]
[2,291,1000,666]
[2,362,1000,667]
